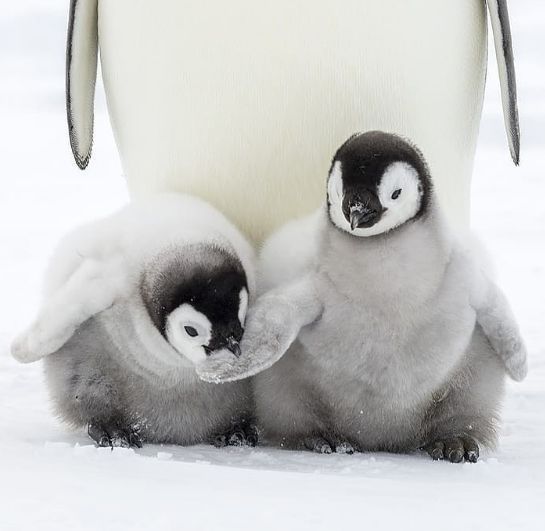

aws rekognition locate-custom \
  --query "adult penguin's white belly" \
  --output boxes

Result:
[97,0,486,241]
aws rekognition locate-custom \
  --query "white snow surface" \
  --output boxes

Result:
[1,2,544,530]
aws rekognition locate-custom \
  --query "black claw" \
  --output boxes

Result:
[213,419,259,449]
[427,441,445,461]
[305,435,354,455]
[88,423,111,447]
[211,417,259,449]
[245,432,258,447]
[87,422,142,449]
[98,436,111,448]
[430,447,443,460]
[335,442,355,455]
[462,437,480,463]
[213,435,228,448]
[427,437,480,463]
[109,428,130,448]
[228,431,245,447]
[112,437,130,449]
[466,450,478,463]
[129,432,143,449]
[447,449,464,463]
[315,441,333,454]
[244,424,259,447]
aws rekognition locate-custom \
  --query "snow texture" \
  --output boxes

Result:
[0,1,544,530]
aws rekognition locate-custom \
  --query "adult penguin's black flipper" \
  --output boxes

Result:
[66,0,98,170]
[487,0,520,165]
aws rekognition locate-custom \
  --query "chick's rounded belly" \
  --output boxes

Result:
[122,373,252,445]
[290,306,477,448]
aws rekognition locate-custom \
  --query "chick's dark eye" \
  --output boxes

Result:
[391,189,402,200]
[184,326,198,337]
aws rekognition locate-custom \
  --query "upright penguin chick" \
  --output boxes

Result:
[198,132,527,462]
[11,194,257,448]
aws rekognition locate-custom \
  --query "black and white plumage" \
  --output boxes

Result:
[488,0,520,164]
[66,0,97,169]
[66,0,520,173]
[199,132,527,462]
[12,194,257,448]
[64,1,519,242]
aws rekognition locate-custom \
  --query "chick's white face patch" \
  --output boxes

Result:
[327,161,422,237]
[373,162,422,234]
[165,303,212,365]
[327,161,347,231]
[238,288,248,325]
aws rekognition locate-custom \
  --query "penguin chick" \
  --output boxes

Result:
[12,194,257,448]
[198,132,527,462]
[142,245,248,365]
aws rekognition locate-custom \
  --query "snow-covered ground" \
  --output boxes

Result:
[1,2,544,530]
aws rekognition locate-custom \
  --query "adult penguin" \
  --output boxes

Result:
[66,0,519,242]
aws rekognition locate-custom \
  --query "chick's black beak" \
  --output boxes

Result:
[345,191,383,230]
[226,335,241,358]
